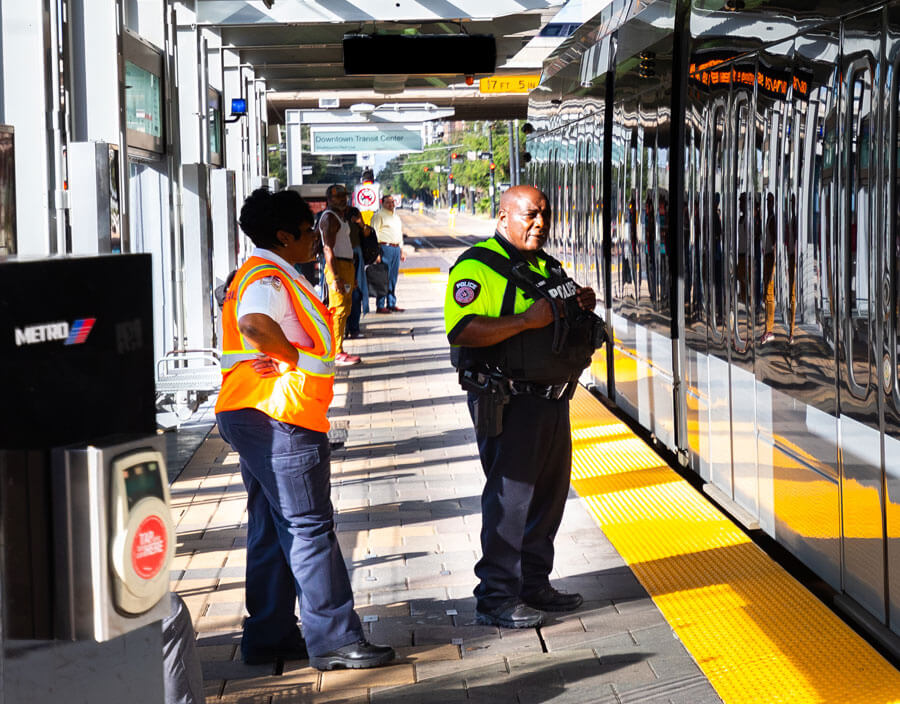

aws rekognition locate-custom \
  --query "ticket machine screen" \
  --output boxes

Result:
[121,461,164,510]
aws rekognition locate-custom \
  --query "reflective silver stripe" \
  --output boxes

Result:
[241,263,333,359]
[220,351,259,370]
[221,350,333,376]
[283,282,333,358]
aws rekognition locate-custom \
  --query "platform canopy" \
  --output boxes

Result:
[196,0,569,123]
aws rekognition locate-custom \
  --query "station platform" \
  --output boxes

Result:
[169,211,900,703]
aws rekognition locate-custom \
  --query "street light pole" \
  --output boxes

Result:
[508,121,516,187]
[447,151,453,209]
[489,126,496,218]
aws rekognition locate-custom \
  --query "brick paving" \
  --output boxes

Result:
[169,211,719,703]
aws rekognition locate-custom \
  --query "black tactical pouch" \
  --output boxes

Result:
[459,369,509,437]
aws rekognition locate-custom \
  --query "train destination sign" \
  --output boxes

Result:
[310,124,424,153]
[479,74,540,94]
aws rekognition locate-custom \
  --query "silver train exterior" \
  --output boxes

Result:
[526,0,900,650]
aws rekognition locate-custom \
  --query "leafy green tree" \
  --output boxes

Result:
[377,121,525,213]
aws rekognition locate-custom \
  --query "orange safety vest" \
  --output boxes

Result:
[215,255,335,432]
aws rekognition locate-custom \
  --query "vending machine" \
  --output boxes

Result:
[0,254,172,701]
[0,254,171,640]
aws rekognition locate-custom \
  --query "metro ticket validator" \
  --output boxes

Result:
[0,255,174,645]
[54,436,176,641]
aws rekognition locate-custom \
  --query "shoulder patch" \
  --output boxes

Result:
[453,279,481,307]
[260,276,282,290]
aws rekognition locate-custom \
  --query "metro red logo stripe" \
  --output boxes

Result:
[64,317,96,345]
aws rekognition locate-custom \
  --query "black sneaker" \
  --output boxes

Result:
[522,586,583,613]
[309,639,395,671]
[242,631,308,665]
[475,599,543,628]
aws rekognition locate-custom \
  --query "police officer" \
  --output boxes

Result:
[444,185,604,628]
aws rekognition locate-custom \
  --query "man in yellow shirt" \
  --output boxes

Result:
[370,195,405,313]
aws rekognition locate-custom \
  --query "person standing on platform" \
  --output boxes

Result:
[345,206,370,339]
[319,184,361,365]
[215,188,394,670]
[444,185,607,629]
[370,194,405,314]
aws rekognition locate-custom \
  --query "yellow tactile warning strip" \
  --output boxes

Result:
[400,266,442,274]
[568,386,900,704]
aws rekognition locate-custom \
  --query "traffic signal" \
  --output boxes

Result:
[423,166,429,172]
[450,152,458,160]
[489,162,496,171]
[639,51,655,78]
[448,173,454,181]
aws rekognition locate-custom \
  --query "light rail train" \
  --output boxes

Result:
[527,0,900,652]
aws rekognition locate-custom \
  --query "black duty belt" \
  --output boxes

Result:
[508,379,572,400]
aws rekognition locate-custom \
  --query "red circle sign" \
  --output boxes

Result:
[131,515,168,580]
[356,187,377,207]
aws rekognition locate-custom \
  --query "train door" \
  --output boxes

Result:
[838,10,885,623]
[575,123,588,283]
[727,61,759,516]
[885,3,900,638]
[705,85,733,496]
[683,90,711,480]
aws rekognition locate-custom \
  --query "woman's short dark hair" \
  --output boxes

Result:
[238,188,314,249]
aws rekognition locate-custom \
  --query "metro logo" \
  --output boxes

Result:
[64,318,96,345]
[13,317,96,347]
[15,322,69,346]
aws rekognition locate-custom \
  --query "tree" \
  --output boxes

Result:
[377,121,525,212]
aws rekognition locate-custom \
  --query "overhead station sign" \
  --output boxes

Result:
[310,124,424,154]
[479,74,540,94]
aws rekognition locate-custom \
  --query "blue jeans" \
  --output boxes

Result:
[377,244,401,310]
[354,246,369,314]
[346,247,366,336]
[216,408,363,656]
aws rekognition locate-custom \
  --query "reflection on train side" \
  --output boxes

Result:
[527,2,900,646]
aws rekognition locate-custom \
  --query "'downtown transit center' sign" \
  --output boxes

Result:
[310,125,424,154]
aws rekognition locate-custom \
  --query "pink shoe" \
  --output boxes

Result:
[335,352,361,366]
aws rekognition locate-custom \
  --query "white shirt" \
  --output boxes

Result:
[318,208,354,259]
[237,248,315,348]
[370,208,403,245]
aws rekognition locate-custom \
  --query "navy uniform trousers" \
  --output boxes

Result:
[216,408,363,657]
[467,391,573,611]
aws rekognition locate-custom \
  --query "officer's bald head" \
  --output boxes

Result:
[498,185,546,217]
[497,185,550,261]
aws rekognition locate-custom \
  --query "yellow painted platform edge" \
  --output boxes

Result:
[568,386,900,704]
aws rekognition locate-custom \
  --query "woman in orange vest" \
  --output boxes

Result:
[215,188,394,670]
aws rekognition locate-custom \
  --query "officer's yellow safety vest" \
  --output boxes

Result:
[215,256,334,432]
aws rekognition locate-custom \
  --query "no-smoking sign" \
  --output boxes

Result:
[356,186,377,208]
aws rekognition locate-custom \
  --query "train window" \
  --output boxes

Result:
[846,64,873,396]
[893,58,900,399]
[711,103,727,340]
[733,93,752,352]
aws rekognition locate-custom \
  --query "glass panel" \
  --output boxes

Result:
[125,61,163,139]
[711,104,727,339]
[734,94,751,351]
[0,127,16,256]
[846,65,873,395]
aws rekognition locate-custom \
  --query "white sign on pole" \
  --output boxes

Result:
[310,124,424,153]
[467,151,477,161]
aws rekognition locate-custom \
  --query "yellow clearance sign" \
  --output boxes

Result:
[479,74,540,94]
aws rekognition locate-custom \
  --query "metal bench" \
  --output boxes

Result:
[156,349,221,425]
